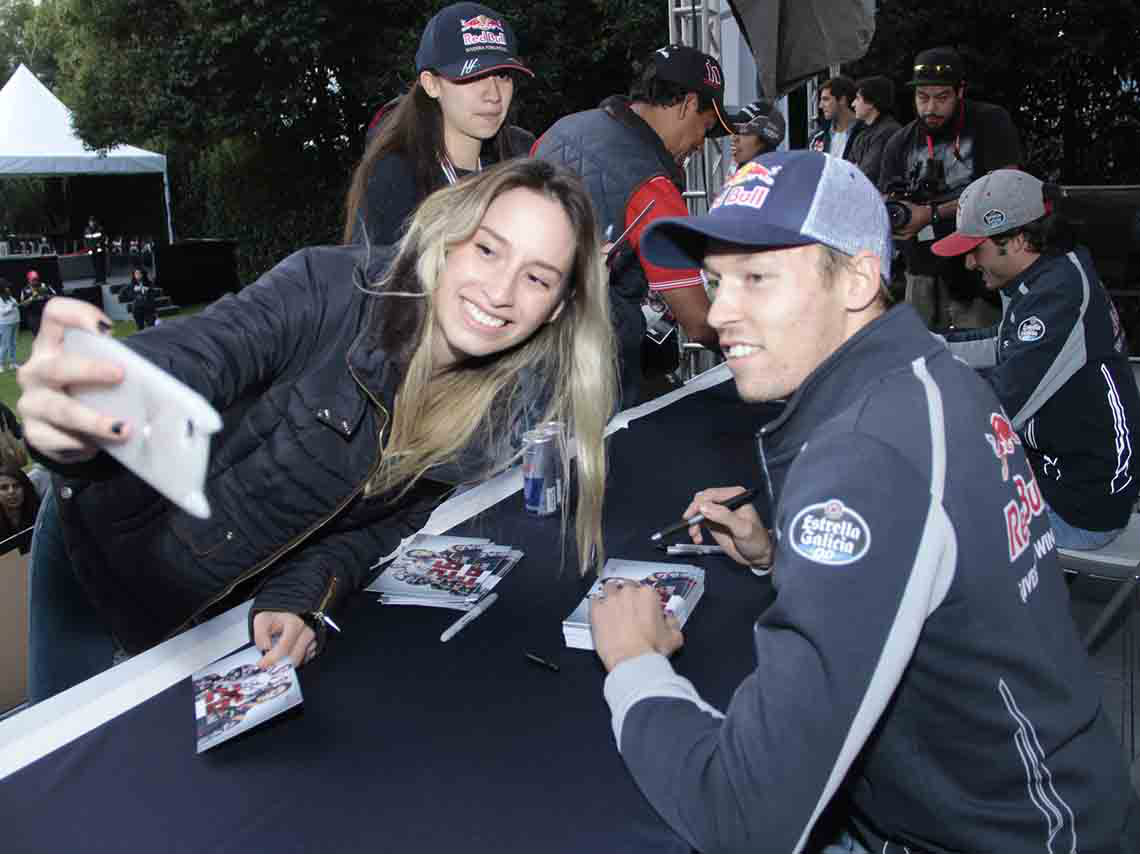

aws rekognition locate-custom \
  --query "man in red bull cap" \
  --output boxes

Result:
[934,168,1140,549]
[588,150,1138,853]
[533,44,733,407]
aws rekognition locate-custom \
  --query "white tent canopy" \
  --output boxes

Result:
[0,64,173,240]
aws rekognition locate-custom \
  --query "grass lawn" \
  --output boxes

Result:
[0,304,207,418]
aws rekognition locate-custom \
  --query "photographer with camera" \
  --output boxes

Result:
[879,47,1021,329]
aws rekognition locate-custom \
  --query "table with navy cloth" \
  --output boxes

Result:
[0,380,781,853]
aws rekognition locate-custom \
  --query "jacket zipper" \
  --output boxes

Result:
[756,427,780,544]
[308,576,342,636]
[171,363,390,638]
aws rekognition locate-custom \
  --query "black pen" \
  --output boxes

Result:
[649,488,760,543]
[525,652,560,673]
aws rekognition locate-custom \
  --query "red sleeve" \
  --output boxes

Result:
[627,177,704,292]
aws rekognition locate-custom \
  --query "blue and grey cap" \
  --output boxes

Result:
[642,150,893,282]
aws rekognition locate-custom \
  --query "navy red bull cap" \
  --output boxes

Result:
[642,150,893,282]
[415,2,533,82]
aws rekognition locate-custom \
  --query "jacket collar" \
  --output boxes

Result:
[599,95,686,189]
[1003,247,1091,302]
[345,244,423,406]
[760,305,943,455]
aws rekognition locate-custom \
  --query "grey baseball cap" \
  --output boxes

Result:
[643,150,893,282]
[932,169,1046,257]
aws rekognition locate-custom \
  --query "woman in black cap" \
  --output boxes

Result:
[727,100,785,174]
[343,2,535,250]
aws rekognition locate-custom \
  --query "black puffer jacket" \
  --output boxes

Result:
[49,244,454,654]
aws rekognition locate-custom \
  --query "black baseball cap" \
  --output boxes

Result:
[650,44,733,137]
[907,46,964,87]
[730,100,786,147]
[415,3,533,82]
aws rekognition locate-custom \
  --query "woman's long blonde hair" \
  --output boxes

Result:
[364,158,616,575]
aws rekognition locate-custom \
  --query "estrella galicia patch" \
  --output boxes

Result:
[789,499,871,566]
[983,208,1006,228]
[1017,316,1045,342]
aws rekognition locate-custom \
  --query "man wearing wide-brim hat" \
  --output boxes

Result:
[878,46,1022,330]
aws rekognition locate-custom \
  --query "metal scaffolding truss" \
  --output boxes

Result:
[667,0,727,216]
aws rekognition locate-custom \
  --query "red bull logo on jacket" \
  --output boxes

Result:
[460,15,507,47]
[985,412,1021,483]
[1004,472,1044,562]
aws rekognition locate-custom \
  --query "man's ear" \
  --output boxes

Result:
[678,92,699,119]
[1010,231,1032,257]
[420,70,441,99]
[845,250,884,313]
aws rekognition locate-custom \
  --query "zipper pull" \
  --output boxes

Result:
[310,610,341,633]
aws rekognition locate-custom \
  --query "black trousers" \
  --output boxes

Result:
[132,309,156,331]
[92,250,107,284]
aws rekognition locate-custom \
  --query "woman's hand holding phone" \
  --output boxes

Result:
[17,297,128,463]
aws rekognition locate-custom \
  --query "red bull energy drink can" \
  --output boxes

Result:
[535,420,567,504]
[522,429,559,516]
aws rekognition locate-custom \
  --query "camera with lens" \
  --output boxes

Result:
[884,158,953,232]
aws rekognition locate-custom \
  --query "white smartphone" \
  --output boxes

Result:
[62,328,223,518]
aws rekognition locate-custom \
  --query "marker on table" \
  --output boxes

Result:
[440,593,499,643]
[648,488,760,543]
[661,543,727,556]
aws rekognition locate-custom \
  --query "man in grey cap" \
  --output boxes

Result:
[589,149,1138,854]
[935,168,1140,548]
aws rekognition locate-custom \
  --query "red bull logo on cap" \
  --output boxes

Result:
[460,15,507,47]
[711,163,783,212]
[460,14,503,31]
[985,411,1021,483]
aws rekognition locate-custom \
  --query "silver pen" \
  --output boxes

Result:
[440,593,499,643]
[664,543,726,555]
[605,200,657,263]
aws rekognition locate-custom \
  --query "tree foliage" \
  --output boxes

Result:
[4,0,1140,283]
[3,0,669,280]
[847,0,1140,183]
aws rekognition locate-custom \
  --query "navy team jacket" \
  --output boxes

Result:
[603,306,1139,853]
[947,246,1139,531]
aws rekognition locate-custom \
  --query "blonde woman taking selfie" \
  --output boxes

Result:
[20,159,616,702]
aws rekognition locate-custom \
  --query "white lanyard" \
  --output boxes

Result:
[440,155,482,185]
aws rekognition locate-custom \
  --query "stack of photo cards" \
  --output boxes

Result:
[365,534,523,611]
[192,646,303,753]
[562,558,705,650]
